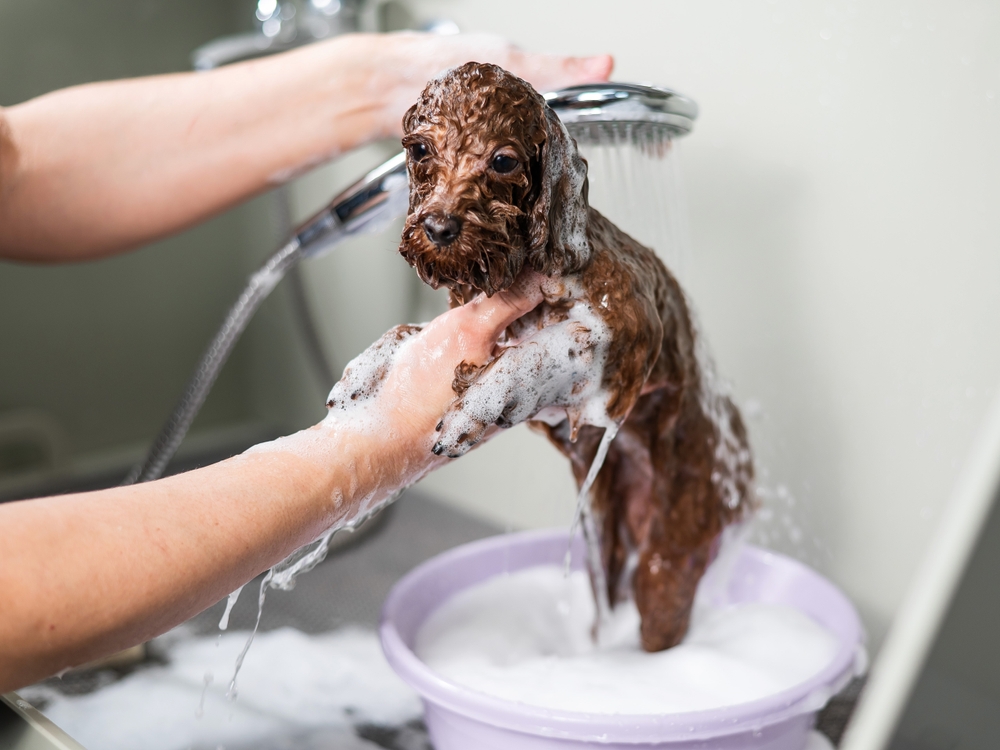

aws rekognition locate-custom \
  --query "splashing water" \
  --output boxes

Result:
[195,671,213,719]
[225,534,331,698]
[220,487,409,698]
[574,127,755,611]
[227,572,271,700]
[217,585,244,631]
[695,333,754,513]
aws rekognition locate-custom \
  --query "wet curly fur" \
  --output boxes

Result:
[399,62,755,651]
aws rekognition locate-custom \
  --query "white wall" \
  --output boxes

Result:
[401,0,1000,650]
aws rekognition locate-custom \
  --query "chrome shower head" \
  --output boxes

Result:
[546,82,699,153]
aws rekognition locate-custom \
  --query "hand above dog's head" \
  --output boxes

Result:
[399,62,591,297]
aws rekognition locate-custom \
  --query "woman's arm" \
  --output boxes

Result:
[0,275,544,693]
[0,33,611,263]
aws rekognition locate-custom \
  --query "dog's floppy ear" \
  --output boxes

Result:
[526,107,591,275]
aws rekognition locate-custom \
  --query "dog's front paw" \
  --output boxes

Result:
[432,336,570,457]
[432,398,525,457]
[432,406,489,458]
[432,371,533,458]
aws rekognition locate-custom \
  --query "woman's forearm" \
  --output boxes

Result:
[0,422,395,692]
[0,33,611,262]
[0,37,388,262]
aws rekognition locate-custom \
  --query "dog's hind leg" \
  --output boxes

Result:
[634,524,716,651]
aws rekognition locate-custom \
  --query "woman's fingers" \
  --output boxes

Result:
[401,33,613,92]
[505,50,614,93]
[371,33,613,136]
[456,272,545,360]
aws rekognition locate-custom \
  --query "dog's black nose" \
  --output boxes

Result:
[422,215,462,247]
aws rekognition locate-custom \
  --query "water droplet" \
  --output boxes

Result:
[196,672,214,718]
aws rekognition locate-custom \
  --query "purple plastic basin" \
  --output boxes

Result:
[380,529,863,749]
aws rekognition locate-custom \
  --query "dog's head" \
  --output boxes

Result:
[399,62,590,296]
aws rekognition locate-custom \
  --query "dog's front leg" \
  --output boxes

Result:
[433,318,607,458]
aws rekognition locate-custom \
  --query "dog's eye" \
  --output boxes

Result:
[491,154,519,174]
[408,143,429,162]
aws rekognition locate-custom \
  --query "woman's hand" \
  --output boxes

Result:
[375,271,546,453]
[312,271,546,508]
[344,32,613,139]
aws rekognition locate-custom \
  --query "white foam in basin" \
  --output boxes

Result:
[415,565,839,715]
[25,627,421,750]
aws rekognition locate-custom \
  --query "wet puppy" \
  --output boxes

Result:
[341,62,755,651]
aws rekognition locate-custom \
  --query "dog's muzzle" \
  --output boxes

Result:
[422,214,463,247]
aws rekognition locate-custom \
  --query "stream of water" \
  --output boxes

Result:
[565,424,620,630]
[581,131,691,283]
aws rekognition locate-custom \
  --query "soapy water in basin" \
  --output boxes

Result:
[415,565,839,715]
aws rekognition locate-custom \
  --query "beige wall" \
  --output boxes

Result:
[404,0,1000,649]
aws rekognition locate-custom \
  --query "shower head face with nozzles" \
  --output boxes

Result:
[544,82,698,280]
[546,82,698,156]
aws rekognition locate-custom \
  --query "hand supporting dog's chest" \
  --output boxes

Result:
[433,279,617,458]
